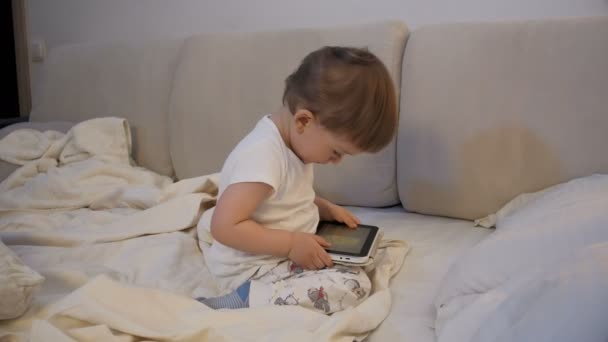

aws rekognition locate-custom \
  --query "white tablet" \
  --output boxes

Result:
[316,221,382,266]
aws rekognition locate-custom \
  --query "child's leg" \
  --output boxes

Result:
[195,260,296,310]
[249,261,371,314]
[196,281,250,309]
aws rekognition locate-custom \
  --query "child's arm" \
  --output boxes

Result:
[211,182,334,270]
[314,196,361,228]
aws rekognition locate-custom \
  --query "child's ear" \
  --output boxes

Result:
[293,109,315,133]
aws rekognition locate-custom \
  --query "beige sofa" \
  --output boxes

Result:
[1,16,607,341]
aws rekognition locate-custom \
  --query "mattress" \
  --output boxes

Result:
[346,206,493,342]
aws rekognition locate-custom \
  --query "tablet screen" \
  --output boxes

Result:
[316,222,377,256]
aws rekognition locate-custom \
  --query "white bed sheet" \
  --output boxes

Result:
[347,206,492,342]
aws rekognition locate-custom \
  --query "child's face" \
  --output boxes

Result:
[290,110,360,164]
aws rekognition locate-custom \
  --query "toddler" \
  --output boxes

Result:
[199,46,397,314]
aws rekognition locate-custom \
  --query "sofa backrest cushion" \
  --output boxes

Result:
[397,16,608,220]
[169,21,408,207]
[29,39,183,177]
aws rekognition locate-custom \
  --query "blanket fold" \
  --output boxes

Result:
[0,117,132,167]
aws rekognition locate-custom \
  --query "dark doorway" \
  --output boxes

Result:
[2,0,20,118]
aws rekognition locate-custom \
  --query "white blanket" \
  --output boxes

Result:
[0,118,409,341]
[0,117,132,167]
[434,175,608,342]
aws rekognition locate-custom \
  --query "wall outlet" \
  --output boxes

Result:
[31,39,47,63]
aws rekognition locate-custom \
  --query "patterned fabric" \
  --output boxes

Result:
[249,260,371,314]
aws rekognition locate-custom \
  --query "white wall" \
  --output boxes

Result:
[28,0,608,50]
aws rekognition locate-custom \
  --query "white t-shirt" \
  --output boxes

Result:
[205,115,319,291]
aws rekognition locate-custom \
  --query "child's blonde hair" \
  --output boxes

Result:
[283,46,397,152]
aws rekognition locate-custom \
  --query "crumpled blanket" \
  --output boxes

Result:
[0,117,409,341]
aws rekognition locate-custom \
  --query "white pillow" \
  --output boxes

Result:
[473,188,549,228]
[435,174,608,341]
[474,174,606,228]
[0,238,44,319]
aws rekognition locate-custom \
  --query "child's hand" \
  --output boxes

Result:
[326,204,361,228]
[287,232,334,270]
